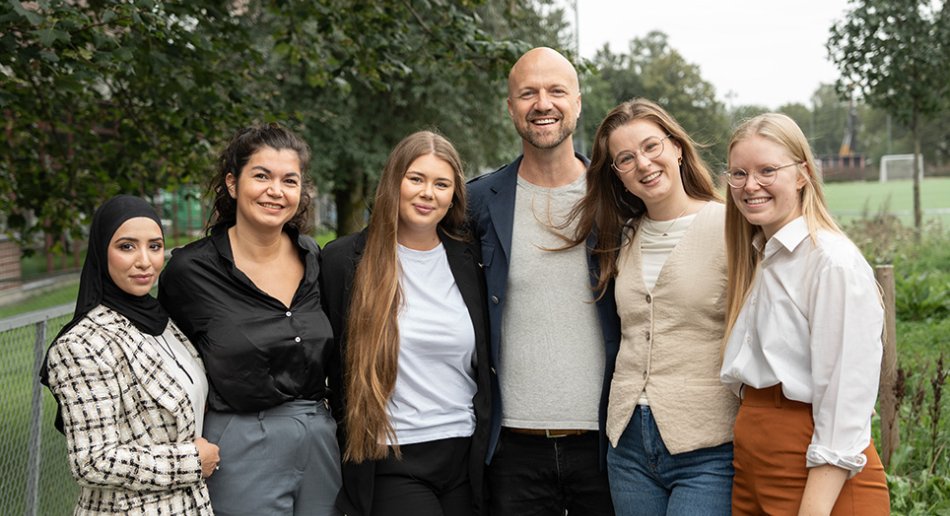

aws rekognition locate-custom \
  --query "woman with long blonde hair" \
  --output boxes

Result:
[321,130,491,516]
[720,113,890,515]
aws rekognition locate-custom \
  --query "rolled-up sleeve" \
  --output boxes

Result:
[806,262,883,476]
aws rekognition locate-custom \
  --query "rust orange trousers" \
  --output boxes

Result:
[732,384,890,515]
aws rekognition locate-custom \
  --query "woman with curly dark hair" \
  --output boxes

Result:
[160,123,341,515]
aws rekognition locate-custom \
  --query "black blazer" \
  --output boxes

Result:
[320,227,492,516]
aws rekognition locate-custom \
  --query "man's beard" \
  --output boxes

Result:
[517,113,576,150]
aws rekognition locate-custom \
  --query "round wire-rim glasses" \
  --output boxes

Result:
[610,135,672,174]
[723,161,803,188]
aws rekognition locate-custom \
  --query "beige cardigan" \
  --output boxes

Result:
[607,202,738,454]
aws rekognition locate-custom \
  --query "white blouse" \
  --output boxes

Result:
[153,327,208,435]
[720,217,883,475]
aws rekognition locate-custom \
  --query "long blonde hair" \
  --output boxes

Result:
[723,113,840,340]
[566,98,720,297]
[344,130,468,463]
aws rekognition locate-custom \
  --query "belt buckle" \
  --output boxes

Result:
[545,429,570,438]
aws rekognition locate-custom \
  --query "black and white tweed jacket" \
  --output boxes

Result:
[46,305,213,515]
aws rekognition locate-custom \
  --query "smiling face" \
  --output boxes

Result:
[728,135,806,239]
[507,48,581,151]
[397,153,455,246]
[226,146,302,232]
[107,217,164,297]
[607,120,684,215]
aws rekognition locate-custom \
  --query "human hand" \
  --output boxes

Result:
[195,437,220,478]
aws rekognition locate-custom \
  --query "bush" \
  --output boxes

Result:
[844,213,949,321]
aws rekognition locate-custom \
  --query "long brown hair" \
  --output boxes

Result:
[344,130,468,463]
[566,98,720,297]
[722,113,840,342]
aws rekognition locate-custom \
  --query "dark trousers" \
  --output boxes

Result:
[488,429,614,516]
[371,436,473,516]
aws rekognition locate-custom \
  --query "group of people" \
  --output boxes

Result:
[40,46,890,516]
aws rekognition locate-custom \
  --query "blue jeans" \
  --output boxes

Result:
[488,429,614,516]
[606,406,733,516]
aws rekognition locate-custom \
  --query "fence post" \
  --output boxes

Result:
[875,265,899,467]
[25,320,47,516]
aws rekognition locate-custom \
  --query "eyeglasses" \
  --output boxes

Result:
[723,162,802,188]
[611,135,672,174]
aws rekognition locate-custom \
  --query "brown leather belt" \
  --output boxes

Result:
[506,428,590,438]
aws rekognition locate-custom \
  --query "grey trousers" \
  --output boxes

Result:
[203,399,342,516]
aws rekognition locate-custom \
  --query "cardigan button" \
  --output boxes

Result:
[645,294,652,303]
[645,331,651,341]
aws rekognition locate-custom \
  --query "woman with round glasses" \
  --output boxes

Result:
[562,98,737,515]
[720,113,889,514]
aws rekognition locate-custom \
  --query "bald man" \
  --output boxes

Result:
[467,47,618,515]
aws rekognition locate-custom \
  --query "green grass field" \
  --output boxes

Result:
[823,177,950,226]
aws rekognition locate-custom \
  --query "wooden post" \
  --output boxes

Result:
[875,265,899,467]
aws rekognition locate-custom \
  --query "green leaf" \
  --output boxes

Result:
[11,1,44,26]
[33,28,69,46]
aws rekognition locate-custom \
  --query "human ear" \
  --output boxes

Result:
[225,173,237,199]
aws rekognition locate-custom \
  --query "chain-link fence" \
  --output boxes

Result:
[0,304,77,516]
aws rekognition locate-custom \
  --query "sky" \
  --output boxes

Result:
[572,0,853,109]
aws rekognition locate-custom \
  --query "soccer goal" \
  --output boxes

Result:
[879,154,924,183]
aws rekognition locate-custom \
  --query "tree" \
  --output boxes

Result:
[1,0,565,243]
[828,0,950,231]
[583,32,730,170]
[241,0,567,235]
[808,84,850,159]
[0,0,264,252]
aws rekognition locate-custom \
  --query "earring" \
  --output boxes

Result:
[449,202,454,208]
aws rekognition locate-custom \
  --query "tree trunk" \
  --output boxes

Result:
[333,167,367,236]
[44,228,53,274]
[911,118,922,238]
[874,265,899,467]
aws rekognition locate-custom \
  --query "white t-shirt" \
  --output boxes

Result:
[388,243,477,445]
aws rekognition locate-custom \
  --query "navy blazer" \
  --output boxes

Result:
[320,228,492,516]
[466,154,622,467]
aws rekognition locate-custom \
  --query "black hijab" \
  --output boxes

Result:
[40,195,169,431]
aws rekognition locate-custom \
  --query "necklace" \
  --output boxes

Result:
[155,334,195,384]
[656,204,691,237]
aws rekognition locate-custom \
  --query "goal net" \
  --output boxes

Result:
[879,154,924,182]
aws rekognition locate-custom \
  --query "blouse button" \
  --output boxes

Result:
[294,337,301,343]
[286,311,292,317]
[491,295,499,304]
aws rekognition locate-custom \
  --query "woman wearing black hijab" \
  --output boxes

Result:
[42,195,219,515]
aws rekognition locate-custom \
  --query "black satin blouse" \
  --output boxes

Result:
[159,225,337,413]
